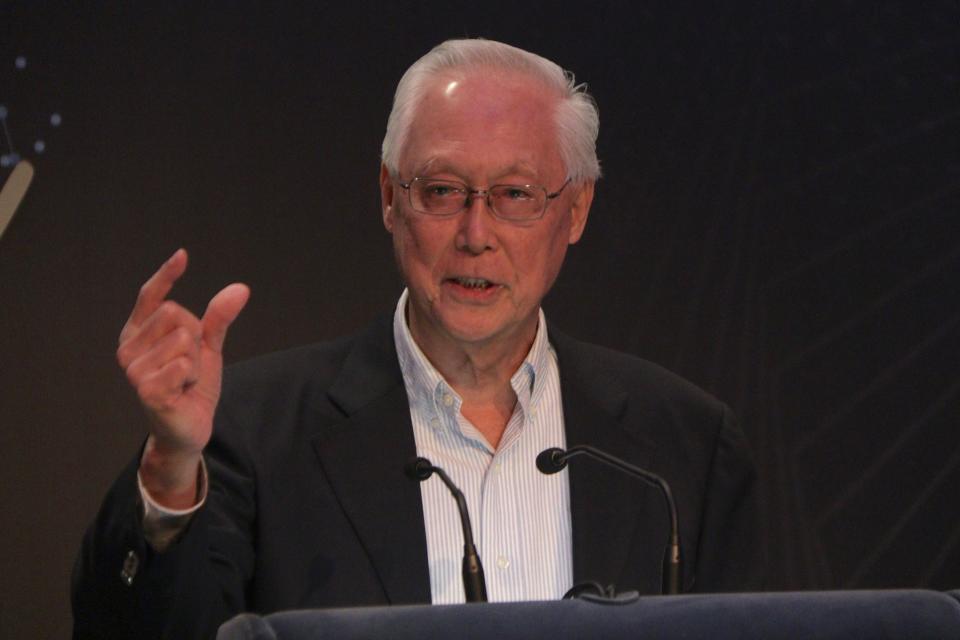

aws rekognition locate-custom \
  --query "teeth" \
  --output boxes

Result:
[455,277,491,289]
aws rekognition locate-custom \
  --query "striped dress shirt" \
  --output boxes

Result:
[393,289,573,604]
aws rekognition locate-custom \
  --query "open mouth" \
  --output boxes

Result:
[449,276,495,290]
[443,277,503,299]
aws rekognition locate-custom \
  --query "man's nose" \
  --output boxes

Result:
[456,193,496,254]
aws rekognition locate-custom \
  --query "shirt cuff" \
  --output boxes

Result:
[138,457,208,551]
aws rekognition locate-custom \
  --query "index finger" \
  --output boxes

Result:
[126,248,189,329]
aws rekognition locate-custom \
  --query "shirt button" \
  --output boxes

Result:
[442,394,454,407]
[496,555,510,569]
[429,417,440,429]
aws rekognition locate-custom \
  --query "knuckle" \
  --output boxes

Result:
[157,300,178,320]
[171,355,192,376]
[116,344,130,366]
[138,369,186,410]
[175,326,199,349]
[176,356,199,383]
[125,365,140,387]
[186,315,203,338]
[136,380,159,405]
[155,356,193,389]
[117,337,140,366]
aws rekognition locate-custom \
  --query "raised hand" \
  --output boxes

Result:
[117,249,249,508]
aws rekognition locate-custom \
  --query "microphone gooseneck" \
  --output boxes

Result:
[404,457,488,602]
[536,445,683,595]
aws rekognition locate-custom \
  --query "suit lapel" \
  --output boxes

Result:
[308,318,431,605]
[551,328,663,593]
[303,318,666,602]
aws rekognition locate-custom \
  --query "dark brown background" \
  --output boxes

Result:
[1,2,957,637]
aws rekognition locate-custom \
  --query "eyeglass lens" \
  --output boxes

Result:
[412,179,545,220]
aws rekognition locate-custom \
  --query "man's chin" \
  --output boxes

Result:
[408,294,533,351]
[437,316,507,346]
[418,302,508,344]
[432,305,540,351]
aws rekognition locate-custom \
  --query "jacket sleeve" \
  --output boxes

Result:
[691,404,766,592]
[72,420,257,640]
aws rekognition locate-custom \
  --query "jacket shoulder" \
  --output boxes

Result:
[216,314,398,431]
[549,326,724,415]
[223,333,357,395]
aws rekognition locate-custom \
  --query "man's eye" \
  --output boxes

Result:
[423,183,462,198]
[501,187,535,200]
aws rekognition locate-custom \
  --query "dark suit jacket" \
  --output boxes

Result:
[73,316,762,639]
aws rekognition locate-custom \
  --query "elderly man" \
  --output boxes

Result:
[73,39,762,638]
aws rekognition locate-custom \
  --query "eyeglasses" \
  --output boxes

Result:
[398,177,570,221]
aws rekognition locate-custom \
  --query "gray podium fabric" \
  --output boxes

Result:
[217,590,960,639]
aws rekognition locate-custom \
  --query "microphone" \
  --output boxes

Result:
[537,446,683,595]
[404,457,488,602]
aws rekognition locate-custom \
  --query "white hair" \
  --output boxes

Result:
[381,38,601,183]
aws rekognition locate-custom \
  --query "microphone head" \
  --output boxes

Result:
[536,448,568,475]
[404,457,434,481]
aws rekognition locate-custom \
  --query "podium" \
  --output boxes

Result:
[218,589,960,639]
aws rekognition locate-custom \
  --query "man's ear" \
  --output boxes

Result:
[567,180,595,244]
[380,163,395,233]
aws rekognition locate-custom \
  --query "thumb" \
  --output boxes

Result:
[201,283,251,353]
